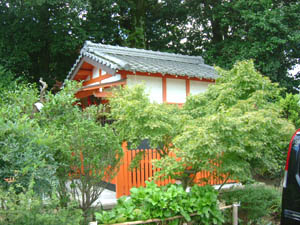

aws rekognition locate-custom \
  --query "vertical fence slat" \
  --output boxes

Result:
[149,149,153,180]
[156,150,161,187]
[145,149,149,183]
[124,147,129,195]
[116,145,125,198]
[128,148,132,195]
[132,150,137,188]
[141,150,145,187]
[136,149,141,187]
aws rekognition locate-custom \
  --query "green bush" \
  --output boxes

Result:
[0,185,83,225]
[96,181,223,225]
[219,184,281,224]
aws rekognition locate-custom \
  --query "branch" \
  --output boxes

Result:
[218,173,231,191]
[39,77,48,103]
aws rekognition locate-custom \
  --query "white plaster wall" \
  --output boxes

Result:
[190,80,210,95]
[166,78,186,103]
[92,66,100,78]
[127,75,163,103]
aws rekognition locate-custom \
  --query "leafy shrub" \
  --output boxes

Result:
[95,181,223,224]
[219,184,281,224]
[0,185,83,225]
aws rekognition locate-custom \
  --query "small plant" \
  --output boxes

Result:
[219,184,281,224]
[95,181,223,224]
[0,184,83,225]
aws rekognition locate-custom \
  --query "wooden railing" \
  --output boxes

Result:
[113,143,236,198]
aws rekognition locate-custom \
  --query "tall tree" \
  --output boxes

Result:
[184,0,300,92]
[145,0,189,52]
[0,0,88,86]
[84,0,188,50]
[83,0,125,45]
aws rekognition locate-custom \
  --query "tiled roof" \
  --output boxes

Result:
[67,41,218,80]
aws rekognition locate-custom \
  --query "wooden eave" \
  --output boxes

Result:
[83,74,112,86]
[116,70,215,83]
[93,92,112,98]
[75,79,126,99]
[70,57,117,81]
[81,79,126,91]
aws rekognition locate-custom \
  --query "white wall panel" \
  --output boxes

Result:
[127,75,163,103]
[92,66,100,78]
[166,78,186,103]
[190,80,210,95]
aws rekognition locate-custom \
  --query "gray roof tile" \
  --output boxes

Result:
[67,41,218,80]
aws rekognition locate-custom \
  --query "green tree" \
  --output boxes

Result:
[145,0,189,52]
[82,0,125,46]
[0,77,57,194]
[108,61,294,188]
[0,77,123,223]
[0,0,87,86]
[279,93,300,128]
[0,65,19,97]
[152,61,295,188]
[108,85,183,159]
[37,81,123,222]
[184,0,300,92]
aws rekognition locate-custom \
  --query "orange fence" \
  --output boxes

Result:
[113,143,236,198]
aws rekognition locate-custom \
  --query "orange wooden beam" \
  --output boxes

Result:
[101,80,126,88]
[93,92,112,98]
[82,80,126,91]
[73,69,92,81]
[77,69,92,76]
[83,74,112,86]
[117,70,215,83]
[162,77,167,103]
[186,79,190,97]
[75,90,95,99]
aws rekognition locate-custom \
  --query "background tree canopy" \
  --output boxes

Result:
[0,0,299,91]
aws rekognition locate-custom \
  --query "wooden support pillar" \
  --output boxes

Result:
[162,76,167,103]
[186,79,190,97]
[232,203,239,225]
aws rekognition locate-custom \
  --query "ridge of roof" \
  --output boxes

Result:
[83,41,204,64]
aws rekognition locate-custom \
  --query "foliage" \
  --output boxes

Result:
[0,82,57,194]
[0,182,82,225]
[109,84,183,157]
[35,80,123,222]
[95,182,223,225]
[144,0,189,52]
[0,0,88,85]
[220,184,281,224]
[154,61,295,187]
[82,0,125,46]
[0,65,18,98]
[279,93,300,128]
[184,0,300,92]
[0,79,123,223]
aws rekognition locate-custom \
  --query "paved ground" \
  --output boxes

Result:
[95,189,117,209]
